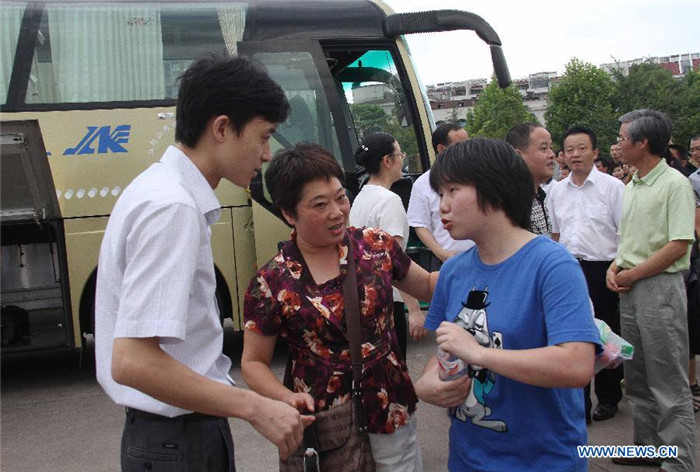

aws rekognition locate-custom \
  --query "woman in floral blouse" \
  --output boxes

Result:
[242,143,438,471]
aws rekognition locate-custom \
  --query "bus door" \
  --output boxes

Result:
[325,44,429,208]
[239,40,356,267]
[241,39,432,266]
[1,120,73,353]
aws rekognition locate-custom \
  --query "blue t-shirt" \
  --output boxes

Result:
[426,236,599,472]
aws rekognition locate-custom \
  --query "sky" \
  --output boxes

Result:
[384,0,700,85]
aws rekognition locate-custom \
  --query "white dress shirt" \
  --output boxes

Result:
[95,145,232,417]
[548,167,625,261]
[407,170,474,253]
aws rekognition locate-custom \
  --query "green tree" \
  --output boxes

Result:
[447,107,460,124]
[384,118,419,161]
[466,79,537,139]
[349,103,389,137]
[674,71,700,147]
[610,63,700,147]
[611,61,681,115]
[545,58,618,152]
[349,103,419,166]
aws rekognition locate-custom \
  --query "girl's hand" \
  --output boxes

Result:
[436,321,482,365]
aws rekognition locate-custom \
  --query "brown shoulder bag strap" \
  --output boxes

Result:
[341,241,368,434]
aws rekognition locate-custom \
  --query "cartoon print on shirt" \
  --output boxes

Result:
[451,288,507,432]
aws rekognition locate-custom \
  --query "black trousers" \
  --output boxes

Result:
[393,301,408,360]
[579,260,623,411]
[121,408,235,472]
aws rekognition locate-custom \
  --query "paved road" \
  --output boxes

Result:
[1,325,698,471]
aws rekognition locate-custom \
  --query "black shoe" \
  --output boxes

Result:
[592,403,618,421]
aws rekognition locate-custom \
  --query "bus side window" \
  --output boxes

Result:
[335,49,421,175]
[1,2,25,106]
[25,3,246,104]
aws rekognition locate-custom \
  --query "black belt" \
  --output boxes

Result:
[576,258,612,264]
[125,407,222,422]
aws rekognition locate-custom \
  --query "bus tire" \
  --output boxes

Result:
[79,267,232,339]
[214,267,233,325]
[79,269,98,344]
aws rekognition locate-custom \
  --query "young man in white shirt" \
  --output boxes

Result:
[95,53,313,471]
[548,126,625,423]
[407,123,472,268]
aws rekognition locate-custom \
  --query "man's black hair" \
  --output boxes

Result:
[561,125,598,151]
[668,144,688,159]
[175,52,290,147]
[594,154,614,173]
[431,123,464,153]
[429,138,533,230]
[505,123,541,151]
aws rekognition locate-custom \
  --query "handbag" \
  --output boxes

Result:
[279,243,376,472]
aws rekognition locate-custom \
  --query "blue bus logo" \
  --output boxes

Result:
[64,125,131,155]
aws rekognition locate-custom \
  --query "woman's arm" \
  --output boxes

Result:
[436,322,595,388]
[392,236,428,340]
[394,261,439,303]
[241,330,315,413]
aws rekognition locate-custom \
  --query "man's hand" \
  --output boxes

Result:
[249,397,315,460]
[613,269,637,290]
[408,309,428,341]
[415,357,471,408]
[606,262,631,293]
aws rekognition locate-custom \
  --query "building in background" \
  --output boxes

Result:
[427,52,698,128]
[600,52,700,77]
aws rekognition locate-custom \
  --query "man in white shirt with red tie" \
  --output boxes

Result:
[548,125,625,424]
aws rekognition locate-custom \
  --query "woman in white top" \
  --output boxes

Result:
[349,132,428,359]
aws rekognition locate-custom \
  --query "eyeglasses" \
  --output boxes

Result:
[392,151,406,160]
[690,146,700,153]
[616,136,631,143]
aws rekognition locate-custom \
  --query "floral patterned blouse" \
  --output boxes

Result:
[244,226,418,434]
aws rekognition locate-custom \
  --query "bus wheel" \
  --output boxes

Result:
[79,269,98,354]
[214,267,233,326]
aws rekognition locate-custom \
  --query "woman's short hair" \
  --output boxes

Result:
[265,142,344,218]
[354,132,396,175]
[429,137,533,230]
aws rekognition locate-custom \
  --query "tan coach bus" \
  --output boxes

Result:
[0,0,510,357]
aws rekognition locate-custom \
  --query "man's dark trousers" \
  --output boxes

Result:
[579,260,623,415]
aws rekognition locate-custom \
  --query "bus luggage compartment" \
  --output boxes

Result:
[1,120,73,352]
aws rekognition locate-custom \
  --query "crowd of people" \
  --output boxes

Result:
[92,53,698,472]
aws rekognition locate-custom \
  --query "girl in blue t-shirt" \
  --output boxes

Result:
[414,137,600,472]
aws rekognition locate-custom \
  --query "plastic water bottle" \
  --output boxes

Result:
[436,311,471,381]
[436,347,469,381]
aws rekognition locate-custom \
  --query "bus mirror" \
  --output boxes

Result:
[490,45,511,89]
[383,10,511,88]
